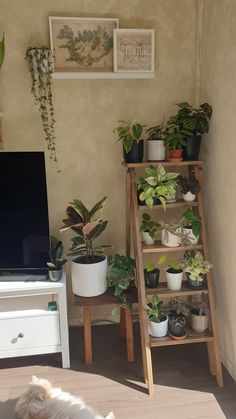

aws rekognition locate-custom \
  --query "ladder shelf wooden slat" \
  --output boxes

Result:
[139,199,199,210]
[125,161,223,395]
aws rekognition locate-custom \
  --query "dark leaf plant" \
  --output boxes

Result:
[47,236,67,270]
[140,213,161,240]
[174,102,213,135]
[25,47,57,162]
[181,208,201,238]
[60,196,110,262]
[107,254,135,304]
[114,119,145,153]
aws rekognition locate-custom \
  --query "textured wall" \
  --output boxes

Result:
[0,0,198,324]
[200,0,236,381]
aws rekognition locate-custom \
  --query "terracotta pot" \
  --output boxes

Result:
[167,149,183,162]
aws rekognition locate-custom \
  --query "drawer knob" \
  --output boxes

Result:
[18,333,24,339]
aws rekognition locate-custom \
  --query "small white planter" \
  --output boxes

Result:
[71,255,107,297]
[190,312,209,333]
[165,269,183,290]
[142,231,155,245]
[147,140,166,161]
[161,229,181,247]
[148,315,168,337]
[182,227,199,244]
[183,191,196,202]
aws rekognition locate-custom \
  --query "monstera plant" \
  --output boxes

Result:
[61,196,110,297]
[25,47,57,162]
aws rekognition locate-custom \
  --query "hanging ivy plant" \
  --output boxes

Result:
[25,47,57,161]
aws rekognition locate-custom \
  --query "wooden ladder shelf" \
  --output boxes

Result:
[124,160,223,395]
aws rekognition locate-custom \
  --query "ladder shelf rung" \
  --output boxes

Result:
[149,330,214,347]
[142,241,203,253]
[145,281,208,298]
[123,160,204,168]
[139,199,198,210]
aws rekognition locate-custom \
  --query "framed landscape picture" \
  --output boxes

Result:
[113,29,155,72]
[49,17,119,72]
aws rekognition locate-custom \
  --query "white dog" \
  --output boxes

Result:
[15,376,115,419]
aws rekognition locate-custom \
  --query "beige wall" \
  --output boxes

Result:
[0,1,198,324]
[200,0,236,381]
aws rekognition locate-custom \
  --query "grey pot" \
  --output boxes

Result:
[49,269,63,282]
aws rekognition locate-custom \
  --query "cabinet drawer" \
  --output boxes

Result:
[0,310,61,352]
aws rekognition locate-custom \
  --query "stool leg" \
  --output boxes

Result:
[120,306,126,339]
[124,305,134,362]
[83,306,92,365]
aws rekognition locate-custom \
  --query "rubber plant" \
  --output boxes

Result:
[25,47,57,161]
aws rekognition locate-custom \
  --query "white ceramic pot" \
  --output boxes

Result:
[165,269,183,290]
[147,140,166,161]
[71,255,107,297]
[183,191,196,202]
[142,231,155,245]
[182,227,199,244]
[190,311,209,333]
[148,315,168,337]
[161,229,181,247]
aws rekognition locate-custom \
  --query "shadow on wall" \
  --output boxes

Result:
[0,398,18,419]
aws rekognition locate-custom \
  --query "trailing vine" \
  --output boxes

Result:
[25,47,57,162]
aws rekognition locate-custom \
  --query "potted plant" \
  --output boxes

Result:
[25,47,57,162]
[164,117,190,162]
[177,175,200,202]
[181,208,201,244]
[138,165,179,209]
[190,295,209,333]
[0,33,5,71]
[114,119,145,163]
[144,255,167,288]
[146,123,166,161]
[184,251,213,289]
[107,254,135,304]
[174,102,213,160]
[168,297,190,339]
[61,196,110,297]
[145,295,168,337]
[47,236,67,282]
[165,258,185,291]
[160,221,182,247]
[140,213,160,245]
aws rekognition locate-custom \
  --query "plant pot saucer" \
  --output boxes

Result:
[169,330,188,340]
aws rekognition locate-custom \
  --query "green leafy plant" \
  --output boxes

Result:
[146,123,164,141]
[0,33,5,70]
[168,297,190,328]
[107,254,135,303]
[181,208,201,238]
[184,251,213,282]
[114,119,145,153]
[47,236,67,270]
[145,295,166,323]
[140,213,160,240]
[138,164,179,209]
[168,258,185,272]
[174,102,213,135]
[177,175,200,195]
[163,119,189,150]
[60,196,110,261]
[146,255,167,273]
[25,47,57,162]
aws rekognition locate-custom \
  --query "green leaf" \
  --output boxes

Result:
[87,220,108,240]
[89,196,107,221]
[123,133,133,153]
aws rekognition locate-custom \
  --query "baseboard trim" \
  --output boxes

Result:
[220,348,236,382]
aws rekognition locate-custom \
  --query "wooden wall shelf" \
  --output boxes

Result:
[52,72,155,80]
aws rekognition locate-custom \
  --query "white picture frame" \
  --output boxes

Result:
[113,28,155,73]
[49,16,119,73]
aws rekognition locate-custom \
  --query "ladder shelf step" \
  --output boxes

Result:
[123,160,203,168]
[142,241,203,253]
[139,199,198,210]
[149,330,214,347]
[145,281,208,298]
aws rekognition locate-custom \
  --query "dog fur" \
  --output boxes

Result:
[15,376,115,419]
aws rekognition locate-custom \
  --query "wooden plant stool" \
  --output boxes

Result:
[74,288,137,365]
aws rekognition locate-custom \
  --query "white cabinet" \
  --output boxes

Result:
[0,274,70,367]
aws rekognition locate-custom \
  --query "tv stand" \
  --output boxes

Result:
[0,271,70,368]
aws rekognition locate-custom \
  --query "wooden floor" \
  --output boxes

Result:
[0,324,235,418]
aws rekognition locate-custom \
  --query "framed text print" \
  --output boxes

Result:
[113,29,155,72]
[49,17,119,72]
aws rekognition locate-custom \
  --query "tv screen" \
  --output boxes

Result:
[0,151,50,276]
